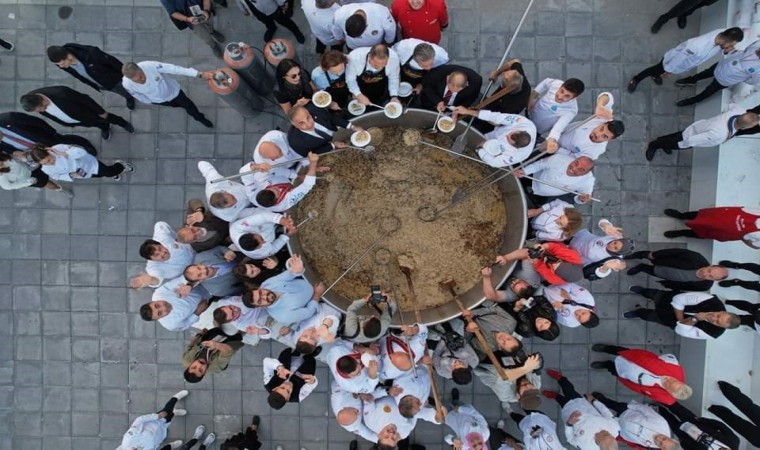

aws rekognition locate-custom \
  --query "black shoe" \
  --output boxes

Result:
[624,250,650,260]
[294,31,306,44]
[215,0,228,6]
[590,361,609,369]
[675,78,696,87]
[264,29,275,43]
[627,264,644,275]
[622,310,639,319]
[199,117,214,128]
[676,98,695,107]
[101,127,111,140]
[652,75,663,85]
[211,31,225,42]
[212,46,223,58]
[251,415,260,431]
[349,440,358,450]
[719,260,740,269]
[664,230,685,238]
[663,208,683,219]
[591,344,610,353]
[0,40,13,51]
[645,146,657,161]
[651,18,666,34]
[662,147,673,155]
[719,280,739,287]
[677,15,687,29]
[122,122,136,134]
[627,78,639,93]
[126,97,136,110]
[451,388,460,406]
[629,285,645,295]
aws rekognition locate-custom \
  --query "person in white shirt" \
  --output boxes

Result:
[588,393,680,450]
[227,210,295,260]
[515,153,595,205]
[0,152,71,195]
[281,301,341,356]
[236,0,306,44]
[346,44,402,106]
[388,364,443,425]
[628,27,744,92]
[211,295,287,346]
[263,347,318,409]
[30,143,133,182]
[377,324,428,380]
[569,219,634,280]
[645,105,759,161]
[138,222,196,288]
[527,199,583,242]
[330,380,379,443]
[527,78,584,152]
[676,39,760,106]
[510,411,565,450]
[243,152,319,212]
[454,107,536,168]
[117,390,189,450]
[443,404,491,450]
[140,276,209,331]
[544,283,599,329]
[198,160,256,223]
[392,38,448,87]
[362,395,414,447]
[301,0,342,53]
[327,339,381,394]
[544,369,621,450]
[121,61,216,127]
[252,130,305,174]
[557,93,624,161]
[332,3,396,50]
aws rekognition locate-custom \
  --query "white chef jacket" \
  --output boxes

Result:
[557,92,614,160]
[544,283,595,328]
[228,210,289,259]
[392,365,440,426]
[332,3,396,49]
[531,199,574,241]
[615,353,680,387]
[363,396,415,439]
[330,380,379,442]
[153,276,204,331]
[262,356,319,402]
[43,98,79,124]
[529,78,579,140]
[522,153,595,204]
[477,110,537,167]
[671,292,722,339]
[714,39,760,86]
[0,159,35,191]
[235,0,285,17]
[40,144,99,182]
[117,413,169,450]
[679,103,746,149]
[663,29,723,74]
[145,222,195,287]
[301,0,341,45]
[444,404,491,449]
[247,174,317,213]
[618,401,672,448]
[561,398,620,450]
[392,38,449,70]
[122,60,199,104]
[346,46,401,97]
[280,302,341,349]
[198,160,255,223]
[378,324,428,380]
[252,130,305,177]
[569,223,618,265]
[327,340,381,394]
[518,412,565,450]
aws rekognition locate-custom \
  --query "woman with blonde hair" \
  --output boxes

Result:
[527,199,583,241]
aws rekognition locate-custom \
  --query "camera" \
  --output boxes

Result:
[522,297,536,309]
[527,352,544,371]
[369,285,387,305]
[442,330,465,352]
[188,5,205,22]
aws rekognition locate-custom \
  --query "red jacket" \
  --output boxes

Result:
[616,349,685,405]
[390,0,449,44]
[532,242,583,285]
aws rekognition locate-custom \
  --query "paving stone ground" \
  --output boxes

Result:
[0,0,703,449]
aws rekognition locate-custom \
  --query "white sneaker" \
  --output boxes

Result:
[276,446,284,450]
[56,186,74,198]
[173,390,190,400]
[202,432,216,446]
[193,424,205,440]
[173,408,187,416]
[168,440,183,449]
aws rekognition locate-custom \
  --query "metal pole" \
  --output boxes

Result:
[322,228,397,296]
[520,174,601,202]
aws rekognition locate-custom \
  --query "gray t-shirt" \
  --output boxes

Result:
[653,266,701,283]
[70,62,101,88]
[498,260,543,303]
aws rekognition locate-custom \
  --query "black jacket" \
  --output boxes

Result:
[58,43,125,91]
[29,86,107,127]
[287,103,351,157]
[655,292,728,339]
[0,112,98,156]
[513,296,560,341]
[420,64,483,111]
[649,248,713,291]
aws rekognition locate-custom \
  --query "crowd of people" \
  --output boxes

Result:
[2,0,760,449]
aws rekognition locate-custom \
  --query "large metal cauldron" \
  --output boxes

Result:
[289,108,528,325]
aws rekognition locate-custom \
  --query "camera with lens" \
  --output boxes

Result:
[442,330,465,352]
[369,285,387,305]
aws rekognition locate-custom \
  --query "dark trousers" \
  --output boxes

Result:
[628,288,678,328]
[0,38,11,50]
[633,59,665,82]
[157,89,206,122]
[110,83,136,103]
[59,134,98,156]
[658,0,721,22]
[554,376,583,407]
[592,392,628,416]
[78,112,131,132]
[661,403,740,450]
[680,63,728,104]
[158,397,178,422]
[247,0,303,37]
[315,39,344,54]
[92,161,125,178]
[648,131,685,152]
[591,344,627,376]
[727,280,760,293]
[723,261,760,275]
[709,381,760,446]
[166,440,207,450]
[223,428,262,450]
[725,300,760,326]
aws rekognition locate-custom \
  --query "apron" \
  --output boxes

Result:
[326,71,351,108]
[686,207,760,241]
[357,57,389,106]
[400,55,427,84]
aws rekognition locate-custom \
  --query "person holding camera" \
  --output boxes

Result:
[496,242,585,286]
[481,263,542,306]
[161,0,226,57]
[431,324,479,385]
[510,296,561,342]
[344,288,398,343]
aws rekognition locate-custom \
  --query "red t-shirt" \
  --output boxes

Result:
[390,0,449,44]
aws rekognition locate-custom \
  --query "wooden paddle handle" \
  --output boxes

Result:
[424,350,446,420]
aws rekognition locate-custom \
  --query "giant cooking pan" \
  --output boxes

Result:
[288,108,528,325]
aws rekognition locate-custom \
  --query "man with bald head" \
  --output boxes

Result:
[140,276,209,331]
[626,248,727,291]
[198,160,255,222]
[330,381,380,442]
[286,103,359,157]
[515,153,596,205]
[378,323,428,380]
[252,130,305,178]
[421,64,482,112]
[176,198,229,252]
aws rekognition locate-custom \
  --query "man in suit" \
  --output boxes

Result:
[420,64,482,112]
[0,112,98,157]
[286,104,361,156]
[46,43,136,109]
[183,246,244,298]
[176,198,230,253]
[660,402,739,450]
[625,248,727,291]
[20,86,134,141]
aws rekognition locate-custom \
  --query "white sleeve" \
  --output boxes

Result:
[331,15,346,43]
[417,405,442,424]
[534,78,552,97]
[573,175,595,204]
[0,173,34,190]
[548,110,577,141]
[262,357,281,385]
[671,292,713,310]
[434,44,450,66]
[591,399,616,419]
[153,61,200,78]
[63,145,88,159]
[198,161,221,182]
[153,221,176,241]
[298,376,318,402]
[387,51,401,97]
[477,110,522,126]
[597,91,614,112]
[522,158,548,176]
[675,322,710,339]
[381,6,397,44]
[345,56,362,95]
[282,175,316,209]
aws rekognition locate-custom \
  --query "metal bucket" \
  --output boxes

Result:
[288,108,528,325]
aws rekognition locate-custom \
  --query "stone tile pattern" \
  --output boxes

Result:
[0,0,699,449]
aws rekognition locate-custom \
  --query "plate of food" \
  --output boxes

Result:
[350,130,372,147]
[398,82,413,97]
[312,91,332,108]
[384,102,403,119]
[437,116,456,133]
[348,99,366,116]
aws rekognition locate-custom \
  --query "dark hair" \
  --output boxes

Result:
[239,234,262,251]
[562,78,585,96]
[30,144,49,163]
[267,391,288,409]
[183,265,200,281]
[363,317,382,339]
[398,396,416,419]
[46,45,70,63]
[345,13,367,38]
[256,189,277,207]
[503,339,524,356]
[337,355,359,374]
[241,289,256,308]
[535,321,560,341]
[139,239,162,260]
[295,340,317,355]
[451,367,472,385]
[139,304,154,321]
[209,192,234,208]
[726,314,741,329]
[0,153,10,173]
[213,308,230,324]
[275,58,303,89]
[183,368,203,383]
[721,27,744,42]
[19,94,44,112]
[321,50,348,70]
[369,44,389,60]
[607,120,625,138]
[511,131,532,148]
[581,312,600,328]
[514,283,535,299]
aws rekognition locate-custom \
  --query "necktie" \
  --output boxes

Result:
[2,132,36,149]
[313,123,333,141]
[442,90,453,105]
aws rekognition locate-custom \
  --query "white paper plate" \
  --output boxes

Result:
[312,91,332,108]
[436,116,455,133]
[348,99,366,116]
[384,102,402,119]
[398,82,413,97]
[350,130,372,147]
